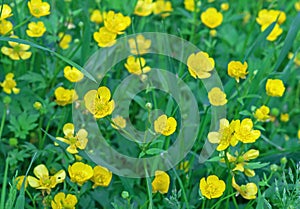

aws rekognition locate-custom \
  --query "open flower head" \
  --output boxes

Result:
[187,51,215,79]
[128,34,151,55]
[64,66,84,82]
[111,115,126,129]
[134,0,153,16]
[234,118,260,143]
[280,113,289,122]
[27,164,66,194]
[104,11,131,34]
[1,73,20,94]
[54,87,78,106]
[208,87,227,106]
[68,162,93,186]
[265,79,285,97]
[201,7,223,29]
[200,175,225,199]
[1,35,32,60]
[0,19,13,35]
[153,0,173,18]
[56,123,88,154]
[28,0,51,18]
[227,61,248,82]
[184,0,195,12]
[84,86,115,119]
[58,33,72,49]
[232,177,258,200]
[254,105,270,122]
[91,165,112,188]
[26,21,46,37]
[51,192,78,209]
[90,9,103,24]
[0,4,12,20]
[152,170,170,194]
[93,26,117,48]
[256,9,286,26]
[154,114,177,136]
[208,118,239,151]
[125,56,151,75]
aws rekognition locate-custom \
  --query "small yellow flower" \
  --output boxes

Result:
[134,0,153,16]
[201,7,223,29]
[256,9,286,27]
[265,79,285,97]
[84,86,115,119]
[261,23,283,42]
[154,114,177,136]
[208,118,239,151]
[54,87,78,106]
[254,105,270,122]
[90,9,103,24]
[28,0,51,18]
[51,192,78,209]
[209,29,217,37]
[0,19,13,35]
[27,164,66,194]
[200,175,225,199]
[56,123,88,154]
[93,26,117,48]
[152,170,170,194]
[232,177,258,200]
[187,51,215,79]
[64,66,84,82]
[15,175,28,190]
[68,162,93,186]
[208,87,227,106]
[0,4,12,20]
[227,61,248,82]
[125,56,151,75]
[104,10,131,34]
[128,34,151,55]
[280,113,289,122]
[153,0,173,18]
[58,33,72,50]
[111,115,126,129]
[26,21,46,37]
[184,0,195,12]
[234,118,261,143]
[295,1,300,11]
[33,101,42,110]
[91,165,112,188]
[1,36,32,60]
[0,73,20,94]
[221,3,229,11]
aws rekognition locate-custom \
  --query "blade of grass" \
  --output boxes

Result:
[0,158,9,209]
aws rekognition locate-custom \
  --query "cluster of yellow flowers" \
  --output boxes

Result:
[134,0,173,17]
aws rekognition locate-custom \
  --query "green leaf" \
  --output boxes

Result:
[145,148,165,155]
[245,162,269,170]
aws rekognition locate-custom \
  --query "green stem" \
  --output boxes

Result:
[0,105,6,140]
[144,162,153,209]
[25,190,36,209]
[0,158,9,209]
[172,167,190,209]
[5,16,32,36]
[201,198,206,209]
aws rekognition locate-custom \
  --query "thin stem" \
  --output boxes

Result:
[144,161,153,209]
[0,105,7,140]
[172,167,190,209]
[0,158,9,209]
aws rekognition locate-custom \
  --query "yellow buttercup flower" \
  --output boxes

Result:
[0,4,12,20]
[90,9,103,24]
[232,177,258,200]
[91,165,113,188]
[128,34,151,55]
[1,73,20,94]
[184,0,195,12]
[256,9,286,27]
[254,105,270,122]
[295,1,300,11]
[208,87,227,106]
[153,0,173,18]
[15,175,28,190]
[227,61,248,82]
[104,10,131,34]
[201,7,223,29]
[28,0,51,18]
[33,101,42,110]
[27,164,66,194]
[84,86,115,119]
[51,192,78,209]
[56,123,88,154]
[154,114,177,136]
[261,23,282,42]
[234,118,261,143]
[152,170,170,194]
[58,33,72,49]
[200,175,225,199]
[280,113,289,122]
[187,51,215,79]
[54,87,78,106]
[221,3,229,11]
[208,118,239,151]
[64,66,84,82]
[93,26,117,48]
[26,21,46,37]
[0,19,13,35]
[134,0,153,16]
[1,36,32,60]
[265,79,285,97]
[111,115,126,129]
[125,56,151,75]
[68,162,93,186]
